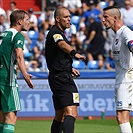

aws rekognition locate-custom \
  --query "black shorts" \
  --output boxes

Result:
[48,72,79,110]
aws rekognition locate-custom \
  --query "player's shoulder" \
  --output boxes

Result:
[5,28,24,39]
[122,26,133,36]
[122,25,131,32]
[0,29,17,40]
[117,26,131,37]
[119,26,133,43]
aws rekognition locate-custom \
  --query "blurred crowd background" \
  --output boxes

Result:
[0,0,133,72]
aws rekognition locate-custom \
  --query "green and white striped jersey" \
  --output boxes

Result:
[0,28,24,86]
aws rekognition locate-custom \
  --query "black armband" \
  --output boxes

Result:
[70,50,77,57]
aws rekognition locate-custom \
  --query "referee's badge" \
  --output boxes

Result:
[73,93,79,103]
[53,34,63,42]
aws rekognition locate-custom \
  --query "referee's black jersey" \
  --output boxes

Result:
[45,25,73,74]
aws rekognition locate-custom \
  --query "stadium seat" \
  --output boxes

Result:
[28,30,39,40]
[27,30,39,51]
[87,60,99,69]
[72,59,86,69]
[99,1,108,9]
[71,16,81,30]
[24,52,33,58]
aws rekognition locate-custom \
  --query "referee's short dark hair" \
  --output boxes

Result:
[54,6,69,19]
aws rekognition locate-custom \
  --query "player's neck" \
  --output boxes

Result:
[11,26,21,32]
[113,21,123,33]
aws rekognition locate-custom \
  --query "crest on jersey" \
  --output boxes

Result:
[17,40,23,45]
[53,34,63,42]
[115,39,119,45]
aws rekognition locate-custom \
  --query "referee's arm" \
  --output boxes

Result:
[57,40,86,60]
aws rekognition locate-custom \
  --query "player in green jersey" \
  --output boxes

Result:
[0,10,34,133]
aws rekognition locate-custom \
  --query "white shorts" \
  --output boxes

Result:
[115,82,133,110]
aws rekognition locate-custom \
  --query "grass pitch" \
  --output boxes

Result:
[15,118,123,133]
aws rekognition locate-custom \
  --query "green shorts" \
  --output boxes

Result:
[0,85,21,112]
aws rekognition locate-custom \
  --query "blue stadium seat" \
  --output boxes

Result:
[87,60,99,69]
[99,1,108,9]
[28,30,39,51]
[28,30,39,40]
[72,60,86,69]
[24,53,33,58]
[71,16,81,30]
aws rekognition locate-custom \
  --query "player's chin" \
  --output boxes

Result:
[104,24,110,29]
[66,23,70,26]
[103,24,109,30]
[66,25,70,28]
[106,26,111,30]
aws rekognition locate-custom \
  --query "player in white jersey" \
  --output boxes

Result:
[103,6,133,133]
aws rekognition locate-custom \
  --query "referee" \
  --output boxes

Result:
[45,7,86,133]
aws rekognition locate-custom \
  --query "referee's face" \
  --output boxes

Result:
[57,9,71,30]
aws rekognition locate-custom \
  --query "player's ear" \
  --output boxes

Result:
[17,19,23,25]
[114,16,117,20]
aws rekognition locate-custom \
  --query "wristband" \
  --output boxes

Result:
[70,50,77,57]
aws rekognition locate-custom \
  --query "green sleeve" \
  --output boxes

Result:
[13,32,24,50]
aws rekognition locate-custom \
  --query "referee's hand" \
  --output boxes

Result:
[75,53,86,60]
[72,68,80,78]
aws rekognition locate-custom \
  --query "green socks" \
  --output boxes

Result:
[2,124,14,133]
[0,123,4,132]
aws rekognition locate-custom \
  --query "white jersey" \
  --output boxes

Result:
[112,26,133,84]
